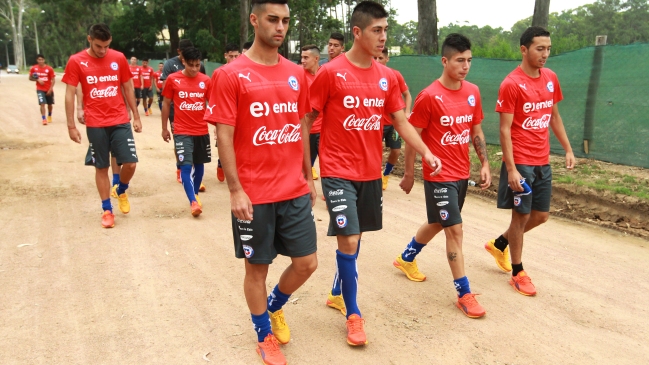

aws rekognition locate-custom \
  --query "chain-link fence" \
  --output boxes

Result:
[389,43,649,169]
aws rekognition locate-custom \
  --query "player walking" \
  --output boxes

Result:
[485,26,574,296]
[307,1,441,346]
[153,62,164,110]
[140,58,154,115]
[62,23,142,228]
[300,44,322,180]
[394,33,491,318]
[29,54,56,125]
[161,47,211,217]
[210,1,317,364]
[129,56,143,107]
[319,32,345,66]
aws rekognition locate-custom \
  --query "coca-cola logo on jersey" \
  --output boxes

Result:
[90,86,119,99]
[522,114,551,130]
[523,99,553,113]
[253,124,301,146]
[178,101,204,111]
[343,114,382,131]
[441,130,471,146]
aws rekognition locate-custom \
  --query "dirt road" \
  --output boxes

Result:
[1,74,648,364]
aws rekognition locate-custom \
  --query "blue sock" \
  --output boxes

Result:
[331,240,360,296]
[251,312,272,343]
[41,115,46,120]
[401,237,426,262]
[193,164,204,195]
[267,285,291,313]
[337,249,361,318]
[384,162,394,176]
[217,159,222,168]
[101,198,112,212]
[116,181,129,196]
[112,174,120,186]
[180,165,196,203]
[454,276,471,298]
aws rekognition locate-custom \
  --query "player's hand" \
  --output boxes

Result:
[231,189,253,221]
[399,174,415,194]
[161,129,171,143]
[133,117,142,133]
[76,108,86,125]
[479,165,492,190]
[566,151,575,170]
[68,127,81,143]
[46,89,53,96]
[423,151,442,176]
[307,180,317,207]
[37,79,44,85]
[508,169,524,192]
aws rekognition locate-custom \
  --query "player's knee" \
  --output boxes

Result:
[443,223,463,240]
[294,256,318,277]
[122,162,137,170]
[532,212,550,225]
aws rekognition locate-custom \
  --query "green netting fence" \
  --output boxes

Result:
[389,43,649,169]
[146,59,222,77]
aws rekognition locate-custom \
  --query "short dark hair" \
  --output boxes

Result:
[142,58,149,62]
[242,41,253,50]
[381,47,389,56]
[181,47,202,62]
[350,1,388,31]
[36,54,45,60]
[301,44,320,53]
[225,43,239,53]
[441,33,472,58]
[520,26,551,48]
[159,62,164,65]
[178,39,194,51]
[329,32,344,45]
[251,0,288,13]
[88,23,111,41]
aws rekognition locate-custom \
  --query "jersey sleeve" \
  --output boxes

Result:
[384,71,406,115]
[161,76,174,99]
[61,56,80,86]
[408,90,432,129]
[49,67,56,80]
[298,72,311,119]
[119,56,132,83]
[29,66,36,75]
[496,78,517,114]
[309,67,330,113]
[204,69,221,123]
[395,70,408,93]
[473,88,484,125]
[161,59,175,80]
[211,71,239,126]
[553,74,564,104]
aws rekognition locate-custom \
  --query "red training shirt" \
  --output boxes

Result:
[409,80,484,182]
[383,68,409,126]
[310,56,405,181]
[154,71,163,90]
[304,68,323,134]
[141,66,154,88]
[130,65,142,88]
[204,67,223,125]
[61,49,132,128]
[162,71,211,136]
[29,65,55,92]
[496,66,563,166]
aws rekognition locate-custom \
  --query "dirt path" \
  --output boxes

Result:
[1,74,648,364]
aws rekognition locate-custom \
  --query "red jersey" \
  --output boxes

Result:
[409,80,484,182]
[162,72,211,136]
[310,56,405,181]
[141,66,154,88]
[496,66,563,165]
[154,71,163,89]
[383,68,409,126]
[204,67,223,125]
[210,54,311,205]
[304,68,323,134]
[29,65,55,92]
[130,65,142,88]
[61,49,132,128]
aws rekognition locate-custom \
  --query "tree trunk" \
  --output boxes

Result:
[168,17,179,54]
[240,0,249,48]
[532,0,551,29]
[417,0,438,55]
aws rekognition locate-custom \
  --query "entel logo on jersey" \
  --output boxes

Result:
[523,100,553,113]
[440,114,473,127]
[253,124,301,146]
[110,62,118,70]
[468,95,476,106]
[288,76,299,91]
[250,101,297,117]
[343,96,385,109]
[243,245,254,258]
[379,78,388,91]
[547,81,554,92]
[86,75,118,84]
[178,91,205,98]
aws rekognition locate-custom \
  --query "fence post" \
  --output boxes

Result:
[583,35,607,154]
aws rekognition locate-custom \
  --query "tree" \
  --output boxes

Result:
[240,0,249,48]
[417,0,437,55]
[532,0,551,29]
[0,0,26,68]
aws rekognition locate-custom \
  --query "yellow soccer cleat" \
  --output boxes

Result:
[195,195,202,208]
[393,255,426,282]
[326,291,346,316]
[117,193,130,214]
[111,184,118,198]
[484,239,512,272]
[312,167,319,180]
[47,116,52,123]
[382,175,389,190]
[269,309,290,345]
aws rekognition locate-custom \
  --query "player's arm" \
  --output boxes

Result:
[65,83,82,143]
[161,97,172,142]
[391,109,442,176]
[300,115,317,206]
[470,124,492,189]
[217,123,253,221]
[499,112,523,191]
[399,126,423,194]
[75,83,85,125]
[403,89,412,116]
[122,79,142,133]
[304,109,319,133]
[549,104,575,169]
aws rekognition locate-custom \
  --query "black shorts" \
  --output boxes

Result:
[321,177,382,236]
[141,87,153,99]
[424,180,468,227]
[383,125,401,149]
[157,89,163,99]
[232,193,317,264]
[497,163,552,214]
[309,133,320,161]
[84,123,138,169]
[37,90,54,105]
[134,88,142,99]
[174,134,212,166]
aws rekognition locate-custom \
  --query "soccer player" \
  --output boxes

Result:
[242,41,253,53]
[140,58,154,116]
[153,62,164,110]
[129,56,143,107]
[374,47,412,190]
[161,47,211,217]
[485,26,574,296]
[394,33,491,318]
[224,43,241,63]
[308,1,442,346]
[29,54,56,125]
[210,1,317,364]
[62,23,142,228]
[301,44,322,180]
[319,32,344,66]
